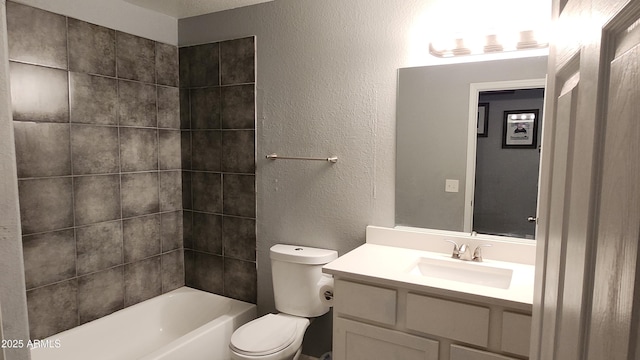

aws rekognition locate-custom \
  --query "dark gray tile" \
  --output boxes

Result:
[121,173,159,218]
[191,131,221,171]
[223,258,257,303]
[185,250,223,294]
[222,130,255,173]
[191,87,221,129]
[10,62,69,123]
[120,128,158,172]
[68,18,116,76]
[159,130,181,170]
[220,37,255,85]
[13,122,71,178]
[161,211,183,252]
[157,86,180,129]
[70,72,118,125]
[222,217,256,261]
[183,211,193,249]
[19,177,73,235]
[74,175,121,226]
[160,171,182,212]
[221,84,255,129]
[23,229,76,290]
[123,214,160,262]
[223,174,256,218]
[192,172,222,213]
[71,125,119,175]
[78,267,124,324]
[7,1,67,69]
[162,250,184,293]
[178,46,192,88]
[118,80,157,127]
[76,220,123,276]
[182,171,192,210]
[156,42,179,87]
[192,212,222,254]
[180,88,190,129]
[116,32,155,83]
[181,131,192,170]
[27,280,78,339]
[125,256,161,306]
[180,43,219,88]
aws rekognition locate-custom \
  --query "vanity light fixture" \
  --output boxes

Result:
[429,30,547,58]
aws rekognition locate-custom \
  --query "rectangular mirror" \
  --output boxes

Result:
[395,56,548,240]
[472,89,544,239]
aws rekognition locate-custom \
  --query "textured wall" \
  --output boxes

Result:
[7,1,183,339]
[180,37,257,304]
[0,1,30,359]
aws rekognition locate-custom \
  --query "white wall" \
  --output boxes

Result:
[179,0,549,356]
[11,0,177,44]
[0,2,30,359]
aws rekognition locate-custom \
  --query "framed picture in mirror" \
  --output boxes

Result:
[477,103,489,137]
[502,109,539,148]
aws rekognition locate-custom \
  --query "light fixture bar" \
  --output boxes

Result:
[429,30,548,58]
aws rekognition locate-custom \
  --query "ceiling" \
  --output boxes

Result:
[123,0,274,19]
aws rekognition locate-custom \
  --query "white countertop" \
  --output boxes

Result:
[323,243,535,311]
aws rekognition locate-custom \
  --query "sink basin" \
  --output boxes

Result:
[407,257,513,289]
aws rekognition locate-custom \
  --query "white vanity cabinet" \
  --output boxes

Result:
[332,279,531,360]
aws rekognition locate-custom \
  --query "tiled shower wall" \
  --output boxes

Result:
[180,38,257,304]
[7,2,184,339]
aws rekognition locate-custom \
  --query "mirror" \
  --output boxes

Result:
[395,56,547,239]
[471,88,544,239]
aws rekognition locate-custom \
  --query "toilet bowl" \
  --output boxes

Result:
[230,314,309,360]
[229,244,337,360]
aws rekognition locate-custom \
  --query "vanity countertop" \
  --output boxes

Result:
[323,243,535,311]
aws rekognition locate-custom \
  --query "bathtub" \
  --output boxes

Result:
[30,287,256,360]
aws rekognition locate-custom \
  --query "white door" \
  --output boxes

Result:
[532,0,640,359]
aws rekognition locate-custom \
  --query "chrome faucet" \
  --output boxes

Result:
[458,244,473,261]
[443,240,492,262]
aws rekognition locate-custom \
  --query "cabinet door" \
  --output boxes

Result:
[501,312,531,357]
[450,345,518,360]
[334,318,439,360]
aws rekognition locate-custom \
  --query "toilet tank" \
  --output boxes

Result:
[270,244,338,317]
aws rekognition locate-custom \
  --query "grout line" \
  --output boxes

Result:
[20,208,183,239]
[114,31,126,306]
[64,14,82,328]
[12,118,181,131]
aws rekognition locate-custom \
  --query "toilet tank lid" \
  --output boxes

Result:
[270,244,338,265]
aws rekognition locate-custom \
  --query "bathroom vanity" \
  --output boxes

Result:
[323,226,535,360]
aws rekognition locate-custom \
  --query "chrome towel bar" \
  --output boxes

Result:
[265,153,338,163]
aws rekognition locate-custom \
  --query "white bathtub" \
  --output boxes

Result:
[31,287,256,360]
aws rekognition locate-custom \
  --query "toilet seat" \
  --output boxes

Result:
[230,314,307,357]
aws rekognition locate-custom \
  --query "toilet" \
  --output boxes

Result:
[229,244,338,360]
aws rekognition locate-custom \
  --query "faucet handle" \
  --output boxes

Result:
[472,244,492,262]
[444,240,460,258]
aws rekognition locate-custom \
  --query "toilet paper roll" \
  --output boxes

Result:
[318,275,335,307]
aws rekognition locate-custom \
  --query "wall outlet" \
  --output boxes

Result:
[445,179,459,193]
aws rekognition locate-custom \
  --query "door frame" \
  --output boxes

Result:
[464,78,547,233]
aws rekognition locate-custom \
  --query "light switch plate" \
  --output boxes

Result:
[445,179,459,193]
